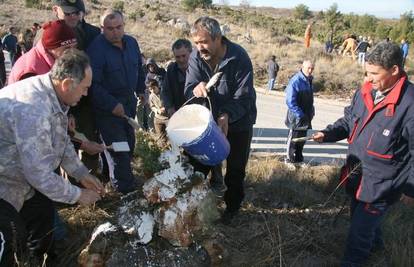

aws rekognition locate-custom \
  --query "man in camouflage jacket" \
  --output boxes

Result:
[0,49,103,266]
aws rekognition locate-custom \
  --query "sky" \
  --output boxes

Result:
[213,0,414,19]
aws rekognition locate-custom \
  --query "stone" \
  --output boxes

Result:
[78,149,219,265]
[155,180,219,247]
[143,150,193,204]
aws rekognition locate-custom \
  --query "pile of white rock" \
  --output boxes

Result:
[79,149,219,267]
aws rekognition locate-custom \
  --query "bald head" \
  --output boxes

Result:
[302,60,314,77]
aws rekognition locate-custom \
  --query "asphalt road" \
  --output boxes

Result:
[252,89,349,164]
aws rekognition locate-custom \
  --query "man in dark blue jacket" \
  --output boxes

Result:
[313,41,414,266]
[185,16,257,224]
[2,27,17,66]
[87,9,145,193]
[284,60,315,164]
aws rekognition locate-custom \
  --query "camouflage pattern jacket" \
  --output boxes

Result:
[0,73,89,211]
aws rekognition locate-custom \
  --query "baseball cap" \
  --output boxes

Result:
[53,0,85,13]
[42,20,77,50]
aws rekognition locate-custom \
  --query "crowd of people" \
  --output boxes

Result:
[0,0,412,266]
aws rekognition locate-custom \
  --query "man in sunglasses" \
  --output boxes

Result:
[45,0,103,181]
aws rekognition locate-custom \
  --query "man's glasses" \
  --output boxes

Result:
[64,10,81,17]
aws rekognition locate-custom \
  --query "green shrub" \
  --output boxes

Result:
[181,0,212,11]
[24,0,41,8]
[294,4,312,20]
[129,9,145,21]
[134,131,162,177]
[112,1,125,13]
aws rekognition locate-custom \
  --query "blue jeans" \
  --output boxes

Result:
[341,198,389,267]
[357,52,366,65]
[267,78,275,91]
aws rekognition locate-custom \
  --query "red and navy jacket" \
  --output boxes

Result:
[322,74,414,203]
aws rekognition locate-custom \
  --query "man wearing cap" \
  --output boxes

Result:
[51,0,101,50]
[34,0,100,51]
[47,0,103,178]
[0,49,104,266]
[87,9,145,193]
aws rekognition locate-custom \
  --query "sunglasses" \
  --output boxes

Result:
[64,10,81,17]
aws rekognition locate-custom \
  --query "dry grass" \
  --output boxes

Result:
[45,151,414,267]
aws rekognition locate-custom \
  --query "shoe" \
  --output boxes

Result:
[220,209,239,225]
[210,165,225,197]
[210,181,227,197]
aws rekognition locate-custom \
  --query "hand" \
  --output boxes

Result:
[77,188,101,206]
[193,82,208,98]
[112,103,125,117]
[79,173,104,196]
[80,141,106,155]
[167,107,176,117]
[217,113,229,136]
[400,194,414,206]
[312,132,325,143]
[68,115,76,133]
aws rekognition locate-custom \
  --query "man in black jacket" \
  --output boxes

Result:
[185,16,257,224]
[47,0,102,177]
[313,41,414,266]
[162,38,192,117]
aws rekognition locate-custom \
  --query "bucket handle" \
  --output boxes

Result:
[181,72,222,112]
[181,95,212,112]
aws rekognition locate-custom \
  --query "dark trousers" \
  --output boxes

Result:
[286,129,307,162]
[0,192,55,267]
[73,103,100,176]
[0,53,6,88]
[190,128,253,212]
[96,115,136,193]
[341,198,389,267]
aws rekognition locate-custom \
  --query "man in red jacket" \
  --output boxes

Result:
[9,20,76,83]
[313,41,414,266]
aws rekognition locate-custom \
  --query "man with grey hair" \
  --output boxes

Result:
[87,9,146,193]
[185,16,257,224]
[313,41,414,266]
[284,60,315,166]
[162,38,192,116]
[0,49,104,266]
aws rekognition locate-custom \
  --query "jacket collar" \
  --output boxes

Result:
[299,70,313,82]
[361,73,407,112]
[41,73,69,115]
[196,37,237,73]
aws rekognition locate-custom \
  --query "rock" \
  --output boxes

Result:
[220,24,230,36]
[174,18,190,32]
[156,181,219,247]
[143,150,193,204]
[78,222,125,267]
[117,199,155,244]
[79,149,219,265]
[167,18,176,27]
